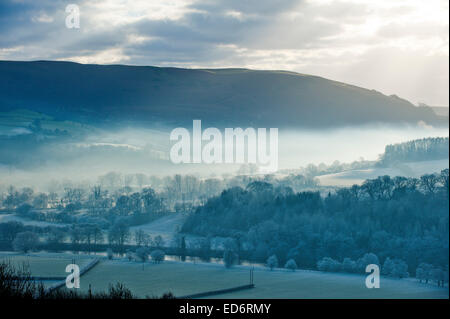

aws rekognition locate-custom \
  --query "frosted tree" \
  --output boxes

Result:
[267,255,279,271]
[284,259,297,272]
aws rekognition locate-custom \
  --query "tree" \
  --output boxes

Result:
[420,174,439,194]
[16,204,32,217]
[181,172,447,277]
[284,259,297,272]
[142,188,162,213]
[153,235,164,248]
[126,250,133,261]
[223,250,237,268]
[47,228,66,245]
[382,257,395,276]
[3,186,20,209]
[108,219,130,252]
[107,248,114,260]
[342,258,356,273]
[70,226,83,245]
[64,187,84,205]
[416,263,433,283]
[150,250,165,264]
[247,181,273,193]
[0,222,24,242]
[134,230,146,246]
[19,187,34,205]
[416,267,426,283]
[33,193,48,209]
[81,224,99,248]
[431,268,445,287]
[445,267,449,287]
[115,196,131,216]
[356,253,379,273]
[92,226,103,244]
[179,236,187,261]
[136,247,149,262]
[267,255,278,271]
[12,232,39,253]
[317,257,341,272]
[129,192,142,214]
[390,259,409,278]
[89,185,105,215]
[362,179,378,200]
[440,169,449,195]
[142,234,153,247]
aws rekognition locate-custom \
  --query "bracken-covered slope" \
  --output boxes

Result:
[0,60,442,128]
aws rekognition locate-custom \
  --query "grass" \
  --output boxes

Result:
[0,252,93,278]
[318,159,449,187]
[2,253,448,298]
[73,258,449,299]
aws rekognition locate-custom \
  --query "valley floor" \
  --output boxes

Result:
[1,252,447,299]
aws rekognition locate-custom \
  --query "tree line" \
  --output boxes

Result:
[182,170,449,284]
[379,137,448,165]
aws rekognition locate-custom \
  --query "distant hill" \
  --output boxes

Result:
[431,106,449,117]
[0,60,444,128]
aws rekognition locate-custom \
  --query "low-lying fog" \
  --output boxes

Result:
[0,123,448,191]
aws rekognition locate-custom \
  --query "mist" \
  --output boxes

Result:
[279,123,449,168]
[0,122,448,191]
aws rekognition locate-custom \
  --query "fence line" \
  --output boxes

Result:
[44,258,100,293]
[177,284,255,299]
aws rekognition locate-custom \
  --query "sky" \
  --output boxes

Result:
[0,0,448,106]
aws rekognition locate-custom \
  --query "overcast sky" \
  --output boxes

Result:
[0,0,448,106]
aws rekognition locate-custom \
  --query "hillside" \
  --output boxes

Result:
[0,60,443,128]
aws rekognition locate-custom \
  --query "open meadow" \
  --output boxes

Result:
[0,252,93,278]
[2,252,446,299]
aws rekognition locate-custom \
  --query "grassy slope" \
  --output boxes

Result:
[0,60,441,128]
[129,213,209,247]
[0,214,67,228]
[1,253,447,298]
[0,253,92,277]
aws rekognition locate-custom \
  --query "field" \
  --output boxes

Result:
[318,159,449,186]
[129,213,188,245]
[0,213,67,228]
[129,214,226,249]
[74,260,450,299]
[2,252,447,299]
[0,252,92,277]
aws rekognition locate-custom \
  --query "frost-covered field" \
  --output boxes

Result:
[0,252,92,278]
[129,213,189,245]
[0,213,67,227]
[318,159,449,187]
[46,254,448,299]
[129,214,226,249]
[2,252,448,299]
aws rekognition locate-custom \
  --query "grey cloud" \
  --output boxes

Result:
[0,0,447,105]
[190,0,301,16]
